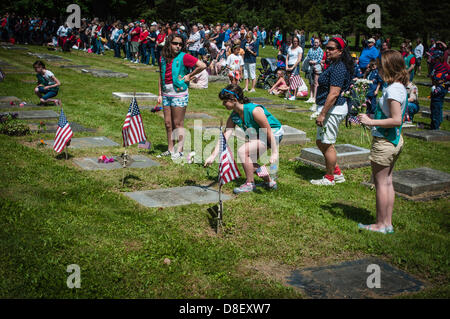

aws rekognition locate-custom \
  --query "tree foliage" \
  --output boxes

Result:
[2,0,448,42]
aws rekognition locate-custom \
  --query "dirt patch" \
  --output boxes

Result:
[124,240,143,252]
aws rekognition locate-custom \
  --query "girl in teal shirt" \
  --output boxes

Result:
[205,84,283,194]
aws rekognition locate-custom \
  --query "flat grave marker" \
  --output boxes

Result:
[0,96,21,103]
[286,109,311,113]
[16,110,59,120]
[82,69,128,78]
[286,257,424,298]
[73,155,159,170]
[405,130,450,142]
[124,185,231,208]
[420,107,450,121]
[362,167,450,201]
[28,121,96,133]
[249,97,273,104]
[184,112,215,119]
[234,124,310,145]
[208,75,229,83]
[59,65,91,68]
[44,136,119,149]
[112,92,157,101]
[0,102,39,109]
[298,144,370,169]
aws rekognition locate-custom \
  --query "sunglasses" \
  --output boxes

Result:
[326,46,337,51]
[171,41,183,46]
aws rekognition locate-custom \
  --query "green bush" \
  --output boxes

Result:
[0,114,31,136]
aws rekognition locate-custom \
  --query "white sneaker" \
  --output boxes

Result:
[249,88,256,93]
[309,104,317,112]
[171,152,184,162]
[334,173,346,183]
[243,88,248,92]
[310,177,335,185]
[306,97,315,103]
[288,95,296,101]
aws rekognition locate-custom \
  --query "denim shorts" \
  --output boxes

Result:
[162,94,189,107]
[38,86,58,100]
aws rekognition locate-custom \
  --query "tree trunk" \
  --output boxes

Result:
[355,32,360,51]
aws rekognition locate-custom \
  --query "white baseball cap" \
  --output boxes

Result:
[368,38,376,43]
[151,21,157,26]
[180,26,185,31]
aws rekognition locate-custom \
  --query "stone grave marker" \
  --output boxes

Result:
[421,107,450,121]
[184,112,214,119]
[82,69,128,78]
[15,110,59,120]
[391,167,450,197]
[415,81,432,87]
[362,167,450,201]
[286,257,424,298]
[44,136,119,149]
[60,65,91,68]
[298,144,370,169]
[28,121,96,133]
[27,52,69,61]
[1,45,28,50]
[249,97,273,104]
[124,185,232,208]
[208,75,229,83]
[112,92,157,101]
[286,109,311,113]
[0,96,21,103]
[73,155,159,170]
[0,102,39,109]
[234,124,310,145]
[404,130,450,142]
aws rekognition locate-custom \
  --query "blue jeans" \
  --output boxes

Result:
[113,42,121,58]
[149,46,156,65]
[407,102,419,121]
[141,43,150,64]
[125,42,132,60]
[430,100,443,130]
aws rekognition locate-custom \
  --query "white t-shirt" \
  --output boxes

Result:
[192,69,208,89]
[372,82,407,138]
[42,70,56,86]
[287,46,303,65]
[226,53,244,71]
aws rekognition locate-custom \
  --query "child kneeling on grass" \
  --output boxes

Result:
[33,60,61,106]
[204,84,284,194]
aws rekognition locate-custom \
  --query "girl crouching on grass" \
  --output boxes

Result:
[204,84,284,194]
[268,69,289,96]
[33,60,61,106]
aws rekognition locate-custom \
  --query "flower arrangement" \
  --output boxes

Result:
[342,79,372,144]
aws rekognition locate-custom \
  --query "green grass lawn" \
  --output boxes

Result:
[0,45,449,298]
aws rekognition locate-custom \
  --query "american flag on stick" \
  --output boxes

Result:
[289,74,303,90]
[256,165,269,178]
[53,108,73,153]
[348,115,362,125]
[218,131,241,185]
[122,97,147,147]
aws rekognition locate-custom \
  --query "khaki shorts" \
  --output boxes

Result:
[316,113,346,144]
[130,41,139,53]
[369,136,404,167]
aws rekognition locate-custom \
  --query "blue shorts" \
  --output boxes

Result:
[162,94,189,107]
[38,86,58,100]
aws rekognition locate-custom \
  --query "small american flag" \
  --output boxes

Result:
[348,115,361,125]
[122,97,147,147]
[218,131,241,185]
[53,108,73,153]
[256,165,269,177]
[289,74,302,90]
